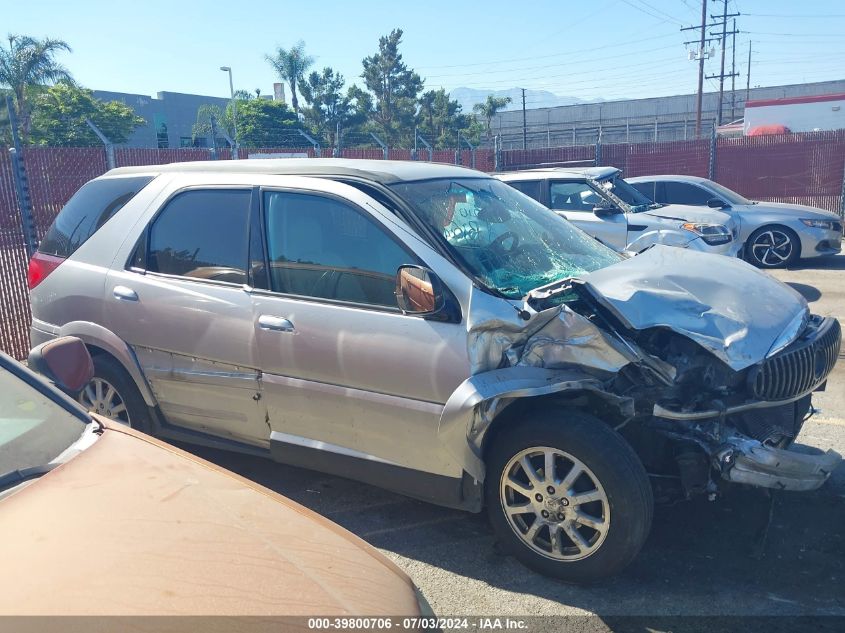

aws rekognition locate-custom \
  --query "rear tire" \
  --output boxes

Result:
[79,354,152,434]
[485,408,653,582]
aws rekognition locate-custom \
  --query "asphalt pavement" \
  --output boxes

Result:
[184,254,845,621]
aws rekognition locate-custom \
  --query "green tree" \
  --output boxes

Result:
[192,103,228,147]
[0,34,73,141]
[265,41,314,116]
[234,99,299,147]
[416,88,480,149]
[29,82,145,146]
[354,28,423,146]
[473,95,512,138]
[0,90,12,145]
[300,67,364,148]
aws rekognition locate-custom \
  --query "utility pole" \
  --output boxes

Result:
[681,0,716,137]
[746,42,752,103]
[695,0,707,138]
[695,0,706,136]
[730,18,737,121]
[705,0,740,126]
[521,88,527,150]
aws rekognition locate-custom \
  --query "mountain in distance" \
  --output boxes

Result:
[449,87,604,112]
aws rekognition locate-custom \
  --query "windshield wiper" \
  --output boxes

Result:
[0,464,58,493]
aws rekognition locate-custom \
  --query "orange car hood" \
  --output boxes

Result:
[0,420,418,616]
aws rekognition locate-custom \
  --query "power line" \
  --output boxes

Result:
[415,33,679,71]
[743,31,843,37]
[425,45,684,82]
[620,0,684,25]
[744,13,845,18]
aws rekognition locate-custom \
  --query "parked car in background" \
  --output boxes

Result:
[1,337,426,617]
[495,167,742,257]
[628,175,843,268]
[28,159,841,582]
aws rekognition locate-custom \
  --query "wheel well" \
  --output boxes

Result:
[85,344,107,358]
[480,390,629,460]
[748,224,802,259]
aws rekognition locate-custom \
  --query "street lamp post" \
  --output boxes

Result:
[220,66,238,159]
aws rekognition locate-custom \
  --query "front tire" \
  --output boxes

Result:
[79,354,152,433]
[745,225,800,268]
[485,409,653,582]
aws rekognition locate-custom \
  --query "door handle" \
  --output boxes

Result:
[113,285,138,302]
[258,315,295,332]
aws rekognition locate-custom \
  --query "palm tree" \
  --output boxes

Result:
[0,34,73,141]
[265,41,314,116]
[473,95,511,139]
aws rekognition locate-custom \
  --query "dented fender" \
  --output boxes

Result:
[626,228,698,253]
[437,365,634,481]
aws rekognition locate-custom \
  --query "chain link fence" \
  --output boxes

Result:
[2,130,844,359]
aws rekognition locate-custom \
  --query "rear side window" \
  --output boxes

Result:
[631,181,659,202]
[508,180,543,202]
[662,182,712,206]
[39,176,154,258]
[147,189,251,284]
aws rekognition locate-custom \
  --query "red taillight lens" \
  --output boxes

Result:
[27,252,65,289]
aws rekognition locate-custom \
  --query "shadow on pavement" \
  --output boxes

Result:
[785,282,822,302]
[182,443,845,618]
[786,253,845,271]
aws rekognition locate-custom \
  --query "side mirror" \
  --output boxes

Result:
[593,205,618,217]
[707,198,728,208]
[395,265,445,315]
[27,336,93,396]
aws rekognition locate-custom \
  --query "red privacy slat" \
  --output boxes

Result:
[0,136,842,360]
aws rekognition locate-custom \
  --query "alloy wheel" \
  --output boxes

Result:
[79,377,131,426]
[750,229,794,267]
[499,446,610,561]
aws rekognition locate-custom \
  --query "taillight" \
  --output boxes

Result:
[27,252,65,289]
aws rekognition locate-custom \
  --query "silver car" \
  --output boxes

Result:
[28,159,841,582]
[628,175,844,268]
[496,167,743,257]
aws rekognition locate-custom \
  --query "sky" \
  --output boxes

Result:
[4,0,845,108]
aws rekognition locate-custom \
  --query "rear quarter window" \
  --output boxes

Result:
[507,179,543,203]
[631,181,659,202]
[39,176,155,258]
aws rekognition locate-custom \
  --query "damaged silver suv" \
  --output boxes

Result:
[29,159,841,582]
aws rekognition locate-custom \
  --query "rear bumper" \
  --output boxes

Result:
[716,436,841,491]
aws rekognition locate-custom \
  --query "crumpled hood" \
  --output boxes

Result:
[580,245,809,370]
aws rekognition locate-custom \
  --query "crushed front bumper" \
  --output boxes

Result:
[715,436,842,491]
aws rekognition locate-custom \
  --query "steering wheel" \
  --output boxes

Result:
[490,231,520,256]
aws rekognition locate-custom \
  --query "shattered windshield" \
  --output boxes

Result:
[601,175,660,213]
[389,177,622,299]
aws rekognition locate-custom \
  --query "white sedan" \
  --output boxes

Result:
[497,167,742,256]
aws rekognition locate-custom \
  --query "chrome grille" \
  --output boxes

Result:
[749,318,841,401]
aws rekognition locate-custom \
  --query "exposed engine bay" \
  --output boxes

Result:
[538,284,841,497]
[462,252,843,500]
